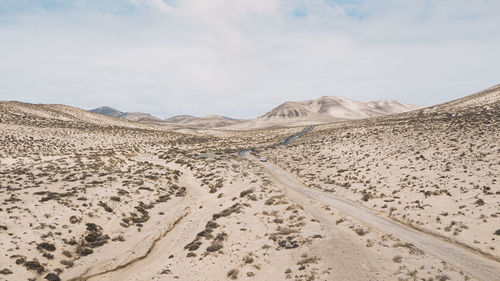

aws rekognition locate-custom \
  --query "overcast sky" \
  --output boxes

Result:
[0,0,499,119]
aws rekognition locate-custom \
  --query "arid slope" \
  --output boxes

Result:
[263,85,500,260]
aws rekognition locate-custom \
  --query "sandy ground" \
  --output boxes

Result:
[0,85,498,281]
[262,86,500,277]
[248,152,499,280]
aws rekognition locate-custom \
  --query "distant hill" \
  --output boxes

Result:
[89,106,126,118]
[90,96,421,130]
[0,102,158,130]
[89,107,242,128]
[89,106,162,123]
[164,115,244,128]
[165,115,196,123]
[225,96,422,129]
[120,112,162,122]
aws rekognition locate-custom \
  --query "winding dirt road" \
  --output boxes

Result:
[240,142,500,281]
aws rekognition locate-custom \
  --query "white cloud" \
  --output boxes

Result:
[0,0,499,118]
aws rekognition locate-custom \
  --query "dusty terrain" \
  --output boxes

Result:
[263,85,500,268]
[0,85,498,281]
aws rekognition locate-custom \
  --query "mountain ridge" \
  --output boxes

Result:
[89,96,421,129]
[225,96,422,130]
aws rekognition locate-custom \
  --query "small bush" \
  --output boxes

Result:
[227,269,238,280]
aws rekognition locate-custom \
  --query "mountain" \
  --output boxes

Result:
[225,96,422,130]
[89,106,162,123]
[89,96,421,130]
[120,112,162,122]
[165,115,197,123]
[89,106,126,118]
[164,115,244,128]
[89,105,242,128]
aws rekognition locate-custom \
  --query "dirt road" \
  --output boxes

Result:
[241,152,500,281]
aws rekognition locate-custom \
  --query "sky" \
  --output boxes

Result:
[0,0,499,119]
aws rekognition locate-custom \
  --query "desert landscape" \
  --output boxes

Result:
[2,1,499,280]
[0,85,499,281]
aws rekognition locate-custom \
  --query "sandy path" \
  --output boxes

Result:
[243,153,500,281]
[275,175,386,280]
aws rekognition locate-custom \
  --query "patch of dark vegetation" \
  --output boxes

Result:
[354,227,369,236]
[297,254,320,267]
[243,254,254,264]
[60,260,74,268]
[475,198,485,206]
[240,189,254,198]
[184,219,221,252]
[98,201,113,212]
[62,250,72,258]
[393,242,424,255]
[77,246,93,256]
[436,274,451,281]
[175,186,186,197]
[72,222,109,257]
[264,194,287,205]
[44,272,61,281]
[184,240,202,251]
[35,190,76,202]
[24,260,45,274]
[157,195,170,203]
[42,253,54,259]
[83,223,110,248]
[14,256,26,265]
[69,216,81,224]
[270,227,299,249]
[187,252,196,257]
[37,242,56,252]
[227,269,238,280]
[212,203,241,220]
[361,193,372,202]
[206,243,223,252]
[0,268,12,275]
